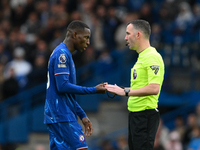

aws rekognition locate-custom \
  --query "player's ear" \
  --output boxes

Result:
[72,31,77,39]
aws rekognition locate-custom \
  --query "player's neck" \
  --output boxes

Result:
[137,40,150,54]
[63,39,75,54]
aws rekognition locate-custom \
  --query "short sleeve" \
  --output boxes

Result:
[144,55,161,84]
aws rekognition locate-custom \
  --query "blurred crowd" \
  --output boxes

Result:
[0,1,199,150]
[0,0,197,97]
[0,0,200,101]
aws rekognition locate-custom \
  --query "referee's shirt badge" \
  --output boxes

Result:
[133,69,137,80]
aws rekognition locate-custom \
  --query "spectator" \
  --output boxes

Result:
[81,45,96,65]
[0,62,5,101]
[7,31,18,53]
[192,3,200,33]
[1,1,12,20]
[78,0,96,29]
[175,1,194,32]
[15,31,34,61]
[49,29,63,51]
[10,4,27,27]
[21,12,41,43]
[150,23,163,49]
[100,139,115,150]
[157,119,170,149]
[27,55,47,89]
[165,131,183,150]
[196,102,200,126]
[1,19,12,35]
[69,10,82,21]
[154,132,165,150]
[10,0,26,9]
[116,135,128,150]
[2,68,19,100]
[102,6,121,50]
[139,2,154,25]
[35,39,50,60]
[35,0,50,28]
[115,12,139,50]
[115,0,130,20]
[182,113,198,149]
[3,47,32,90]
[100,0,115,9]
[0,30,8,46]
[90,14,106,53]
[187,126,200,150]
[34,144,46,150]
[0,42,11,65]
[174,115,186,143]
[59,0,78,14]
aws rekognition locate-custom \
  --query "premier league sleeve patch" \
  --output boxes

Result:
[150,65,159,75]
[59,54,67,63]
[79,134,85,143]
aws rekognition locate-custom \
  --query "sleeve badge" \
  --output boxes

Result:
[59,54,67,63]
[150,65,159,75]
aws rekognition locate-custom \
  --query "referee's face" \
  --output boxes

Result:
[125,24,138,50]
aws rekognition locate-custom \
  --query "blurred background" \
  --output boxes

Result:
[0,0,200,150]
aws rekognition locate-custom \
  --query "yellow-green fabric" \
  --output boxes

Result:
[128,47,165,112]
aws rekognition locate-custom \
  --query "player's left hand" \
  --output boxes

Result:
[82,117,93,137]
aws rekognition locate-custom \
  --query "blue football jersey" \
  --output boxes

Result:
[44,43,96,124]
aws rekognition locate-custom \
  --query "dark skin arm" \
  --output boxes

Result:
[82,117,93,137]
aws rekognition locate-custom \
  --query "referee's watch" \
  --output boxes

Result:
[124,88,130,96]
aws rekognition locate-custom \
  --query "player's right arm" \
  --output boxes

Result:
[54,50,106,95]
[55,74,96,94]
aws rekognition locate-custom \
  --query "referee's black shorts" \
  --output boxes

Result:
[128,109,160,150]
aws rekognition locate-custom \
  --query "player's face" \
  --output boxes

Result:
[75,28,91,52]
[125,24,138,50]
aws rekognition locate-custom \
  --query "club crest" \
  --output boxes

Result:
[79,134,85,143]
[59,54,66,63]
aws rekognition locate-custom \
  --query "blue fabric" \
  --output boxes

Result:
[44,43,96,124]
[47,122,88,150]
[188,138,200,150]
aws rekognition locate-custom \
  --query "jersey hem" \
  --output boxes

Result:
[77,146,88,150]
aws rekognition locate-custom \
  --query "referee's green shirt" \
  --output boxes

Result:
[128,47,165,112]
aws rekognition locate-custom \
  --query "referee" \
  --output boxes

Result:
[105,20,165,150]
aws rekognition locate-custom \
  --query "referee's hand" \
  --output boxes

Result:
[105,84,125,96]
[82,117,93,137]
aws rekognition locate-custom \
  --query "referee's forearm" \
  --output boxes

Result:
[129,84,160,96]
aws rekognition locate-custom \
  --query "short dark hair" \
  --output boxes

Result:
[67,20,90,32]
[127,20,151,39]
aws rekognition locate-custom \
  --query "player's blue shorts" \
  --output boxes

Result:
[47,122,88,150]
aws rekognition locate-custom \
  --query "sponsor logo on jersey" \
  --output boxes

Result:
[150,65,159,75]
[79,134,85,143]
[58,64,67,68]
[59,54,66,63]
